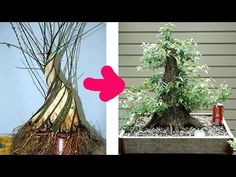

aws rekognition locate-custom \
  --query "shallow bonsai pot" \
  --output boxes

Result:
[119,114,234,154]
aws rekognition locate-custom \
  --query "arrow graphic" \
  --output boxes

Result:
[83,65,125,102]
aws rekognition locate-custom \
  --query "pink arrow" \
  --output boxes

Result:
[83,65,125,102]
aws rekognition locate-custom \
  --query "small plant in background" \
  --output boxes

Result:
[227,139,236,151]
[121,23,231,132]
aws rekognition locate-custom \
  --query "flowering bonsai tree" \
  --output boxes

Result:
[121,23,230,133]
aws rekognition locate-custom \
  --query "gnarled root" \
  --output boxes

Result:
[59,124,103,155]
[143,106,204,132]
[12,124,103,155]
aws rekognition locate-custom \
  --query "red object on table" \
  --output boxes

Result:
[217,103,224,126]
[211,103,224,126]
[211,105,216,124]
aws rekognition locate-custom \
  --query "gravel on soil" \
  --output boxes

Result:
[124,115,228,137]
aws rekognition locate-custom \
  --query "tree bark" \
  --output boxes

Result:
[144,56,203,131]
[12,50,103,155]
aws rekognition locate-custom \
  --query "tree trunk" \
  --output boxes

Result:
[144,56,203,131]
[12,50,103,155]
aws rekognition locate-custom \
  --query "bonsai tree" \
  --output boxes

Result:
[1,22,104,154]
[121,23,230,133]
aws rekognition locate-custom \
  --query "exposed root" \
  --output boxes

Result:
[12,124,103,155]
[143,107,204,131]
[12,124,55,155]
[60,124,102,155]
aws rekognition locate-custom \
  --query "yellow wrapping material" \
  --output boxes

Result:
[0,135,12,155]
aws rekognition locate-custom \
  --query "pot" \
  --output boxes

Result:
[119,113,234,154]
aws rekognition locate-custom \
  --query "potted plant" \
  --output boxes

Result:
[119,23,234,154]
[1,23,104,155]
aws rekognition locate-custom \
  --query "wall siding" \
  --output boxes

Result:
[119,22,236,136]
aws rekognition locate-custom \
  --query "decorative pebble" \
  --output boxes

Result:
[124,115,228,137]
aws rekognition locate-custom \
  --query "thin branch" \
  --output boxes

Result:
[18,23,44,67]
[0,42,37,60]
[15,66,41,70]
[10,23,47,96]
[20,59,46,98]
[54,23,103,53]
[6,22,104,98]
[46,22,66,61]
[15,25,47,89]
[16,23,44,71]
